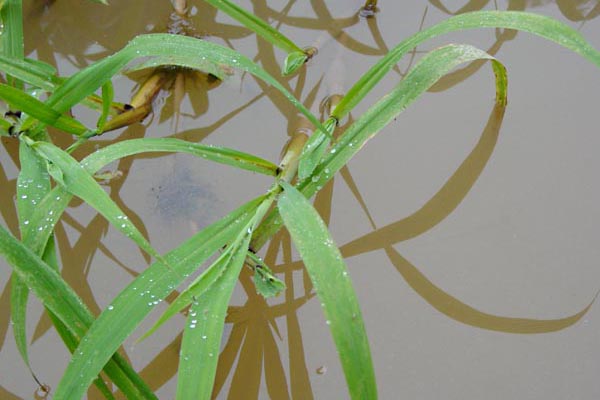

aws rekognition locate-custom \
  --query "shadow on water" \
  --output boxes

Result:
[1,0,600,398]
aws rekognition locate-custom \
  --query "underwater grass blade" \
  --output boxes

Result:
[51,197,263,400]
[278,182,376,400]
[176,231,252,400]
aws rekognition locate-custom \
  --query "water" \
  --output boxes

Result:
[1,1,600,399]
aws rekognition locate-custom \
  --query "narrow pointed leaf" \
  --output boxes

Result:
[29,140,165,264]
[176,231,252,400]
[24,34,324,136]
[204,0,304,55]
[0,84,88,135]
[52,197,263,400]
[278,182,376,400]
[302,44,507,197]
[331,10,600,121]
[86,138,278,176]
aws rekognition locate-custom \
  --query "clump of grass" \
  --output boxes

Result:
[1,1,600,399]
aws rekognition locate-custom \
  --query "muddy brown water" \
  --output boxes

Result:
[2,0,600,399]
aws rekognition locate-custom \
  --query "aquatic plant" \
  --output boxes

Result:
[1,0,600,399]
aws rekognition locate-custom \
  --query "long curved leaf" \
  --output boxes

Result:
[332,10,600,121]
[176,230,252,400]
[28,139,166,265]
[278,182,377,400]
[21,34,324,136]
[0,224,158,400]
[85,138,278,176]
[51,196,264,400]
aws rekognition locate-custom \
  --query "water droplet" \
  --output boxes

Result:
[330,148,336,154]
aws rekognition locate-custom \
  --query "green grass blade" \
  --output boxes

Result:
[141,247,235,341]
[11,140,51,374]
[175,230,252,400]
[278,182,377,400]
[96,81,114,131]
[0,224,158,399]
[28,139,166,264]
[0,55,58,91]
[0,84,88,135]
[302,44,507,198]
[254,44,509,251]
[331,10,600,121]
[0,0,24,86]
[52,196,264,400]
[204,0,302,54]
[24,33,324,137]
[86,138,278,176]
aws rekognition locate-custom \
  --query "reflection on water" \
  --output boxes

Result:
[1,0,600,398]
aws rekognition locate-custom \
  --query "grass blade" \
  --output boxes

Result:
[278,182,377,400]
[0,0,24,86]
[0,55,58,91]
[11,140,51,375]
[332,10,600,121]
[86,138,278,176]
[28,139,166,264]
[203,0,306,75]
[0,223,158,399]
[256,44,508,250]
[0,83,88,136]
[302,44,507,198]
[299,10,600,177]
[51,196,264,400]
[176,230,252,400]
[21,33,324,137]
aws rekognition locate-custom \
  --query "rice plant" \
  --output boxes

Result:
[1,0,600,399]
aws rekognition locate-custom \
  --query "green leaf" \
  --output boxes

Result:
[29,140,166,265]
[0,55,58,91]
[0,224,158,400]
[297,118,336,180]
[204,0,304,55]
[24,33,325,136]
[331,10,600,121]
[175,230,252,400]
[0,84,88,136]
[301,44,507,198]
[86,137,278,176]
[51,196,264,400]
[283,51,308,76]
[278,182,376,400]
[96,81,114,130]
[0,0,24,86]
[252,264,285,298]
[11,141,51,374]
